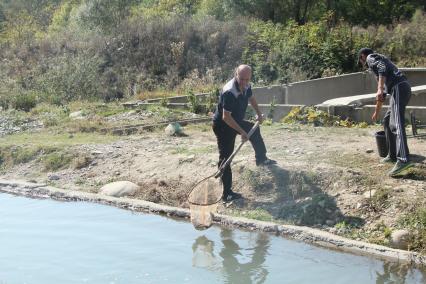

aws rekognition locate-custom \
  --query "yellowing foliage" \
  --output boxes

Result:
[282,106,369,128]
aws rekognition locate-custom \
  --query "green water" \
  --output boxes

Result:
[0,193,424,283]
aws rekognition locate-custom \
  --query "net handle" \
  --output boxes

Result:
[214,121,260,178]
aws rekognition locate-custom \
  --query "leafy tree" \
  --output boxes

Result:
[33,53,103,103]
[48,1,79,34]
[131,0,201,19]
[221,0,301,23]
[196,0,228,20]
[78,0,138,32]
[213,0,425,26]
[0,11,40,45]
[0,0,62,28]
[336,0,424,26]
[0,0,425,105]
[0,4,5,32]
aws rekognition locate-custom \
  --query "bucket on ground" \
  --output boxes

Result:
[375,130,388,158]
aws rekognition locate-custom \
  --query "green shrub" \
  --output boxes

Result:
[0,94,10,110]
[397,207,426,252]
[12,93,37,112]
[12,148,38,164]
[244,11,426,84]
[282,106,369,128]
[0,2,424,108]
[43,152,72,171]
[33,53,102,103]
[67,118,106,133]
[206,87,219,113]
[72,153,92,169]
[377,9,426,67]
[160,96,169,107]
[0,146,40,168]
[238,208,273,222]
[186,90,204,114]
[243,16,362,84]
[370,187,391,210]
[267,96,276,119]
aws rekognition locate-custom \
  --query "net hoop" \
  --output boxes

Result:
[187,175,222,206]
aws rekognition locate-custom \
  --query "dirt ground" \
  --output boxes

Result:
[1,120,426,247]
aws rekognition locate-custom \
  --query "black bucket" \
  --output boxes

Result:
[375,131,388,158]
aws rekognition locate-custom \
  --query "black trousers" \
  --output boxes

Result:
[383,81,411,162]
[212,120,267,197]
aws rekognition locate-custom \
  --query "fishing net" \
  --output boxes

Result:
[188,177,223,230]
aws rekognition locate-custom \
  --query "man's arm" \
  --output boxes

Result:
[372,100,383,121]
[372,75,386,121]
[372,75,386,122]
[249,96,264,123]
[376,75,386,101]
[223,110,249,141]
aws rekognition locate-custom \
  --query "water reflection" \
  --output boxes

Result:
[3,193,426,283]
[192,235,220,270]
[192,228,270,284]
[376,261,426,284]
[220,228,269,284]
[191,227,426,284]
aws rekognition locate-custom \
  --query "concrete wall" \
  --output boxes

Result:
[409,93,426,106]
[271,68,426,106]
[401,68,426,87]
[257,103,426,125]
[351,105,426,125]
[132,69,426,124]
[285,72,376,105]
[257,104,303,122]
[252,85,285,104]
[146,93,211,104]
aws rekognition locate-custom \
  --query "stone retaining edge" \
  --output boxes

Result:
[0,178,424,267]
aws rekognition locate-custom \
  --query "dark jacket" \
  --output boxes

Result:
[366,53,407,92]
[213,78,253,125]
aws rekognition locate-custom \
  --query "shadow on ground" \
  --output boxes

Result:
[394,154,426,181]
[410,154,426,163]
[235,164,364,227]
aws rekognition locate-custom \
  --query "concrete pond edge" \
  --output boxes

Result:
[1,178,425,267]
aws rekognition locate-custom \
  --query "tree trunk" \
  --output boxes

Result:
[294,0,302,24]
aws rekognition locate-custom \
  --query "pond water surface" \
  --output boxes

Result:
[0,193,425,283]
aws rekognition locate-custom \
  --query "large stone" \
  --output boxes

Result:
[69,110,85,119]
[165,122,183,136]
[99,181,139,197]
[363,190,376,198]
[390,229,410,250]
[48,174,61,181]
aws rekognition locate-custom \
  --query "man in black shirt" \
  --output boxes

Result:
[213,64,276,201]
[358,48,413,176]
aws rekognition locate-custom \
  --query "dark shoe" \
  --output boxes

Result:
[256,158,277,166]
[222,192,242,202]
[381,155,396,164]
[388,160,413,177]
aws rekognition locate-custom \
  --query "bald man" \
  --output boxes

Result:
[212,65,276,202]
